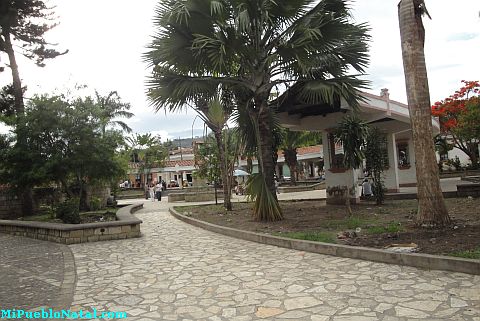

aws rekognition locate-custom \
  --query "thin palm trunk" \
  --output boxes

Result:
[214,129,232,211]
[398,0,450,227]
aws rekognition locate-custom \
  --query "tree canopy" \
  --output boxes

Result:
[432,80,480,168]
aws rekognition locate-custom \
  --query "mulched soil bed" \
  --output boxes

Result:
[176,198,480,256]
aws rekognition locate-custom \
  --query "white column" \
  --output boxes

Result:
[384,133,400,192]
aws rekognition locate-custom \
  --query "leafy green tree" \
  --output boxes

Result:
[1,0,66,215]
[364,127,388,205]
[146,0,370,221]
[280,129,321,185]
[334,115,369,215]
[0,94,126,213]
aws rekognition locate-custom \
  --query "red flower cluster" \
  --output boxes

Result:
[431,80,480,132]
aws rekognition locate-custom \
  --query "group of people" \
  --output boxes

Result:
[147,182,163,201]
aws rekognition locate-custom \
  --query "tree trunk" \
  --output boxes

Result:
[257,107,277,199]
[398,0,450,227]
[5,30,36,216]
[283,149,298,185]
[214,129,232,211]
[4,31,25,116]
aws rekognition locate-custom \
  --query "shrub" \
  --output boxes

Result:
[56,198,81,224]
[90,197,102,211]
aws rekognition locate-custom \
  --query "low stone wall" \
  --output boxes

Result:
[169,191,224,203]
[0,192,22,220]
[0,204,143,244]
[279,181,325,193]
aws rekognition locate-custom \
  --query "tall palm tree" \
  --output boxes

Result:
[146,0,370,221]
[280,129,320,185]
[398,0,450,226]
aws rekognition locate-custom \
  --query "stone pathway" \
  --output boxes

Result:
[69,202,480,321]
[0,233,75,311]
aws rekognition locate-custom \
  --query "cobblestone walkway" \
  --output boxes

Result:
[69,204,480,321]
[0,234,75,311]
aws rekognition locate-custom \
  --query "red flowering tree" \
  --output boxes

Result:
[432,80,480,168]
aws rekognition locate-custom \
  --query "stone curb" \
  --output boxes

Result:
[169,207,480,275]
[54,245,76,311]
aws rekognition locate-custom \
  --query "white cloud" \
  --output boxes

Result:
[1,1,478,137]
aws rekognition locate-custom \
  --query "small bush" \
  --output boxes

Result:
[56,199,81,224]
[90,197,102,211]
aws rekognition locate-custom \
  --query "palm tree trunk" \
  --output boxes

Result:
[283,149,298,185]
[257,107,277,199]
[398,0,450,227]
[214,129,232,211]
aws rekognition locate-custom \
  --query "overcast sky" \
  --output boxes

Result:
[1,0,479,139]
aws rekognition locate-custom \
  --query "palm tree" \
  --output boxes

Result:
[280,129,320,185]
[398,0,450,226]
[334,115,369,215]
[197,95,236,210]
[94,91,134,136]
[146,0,370,221]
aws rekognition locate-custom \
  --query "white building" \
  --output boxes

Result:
[277,88,440,204]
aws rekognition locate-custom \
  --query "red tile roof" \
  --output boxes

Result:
[277,144,322,156]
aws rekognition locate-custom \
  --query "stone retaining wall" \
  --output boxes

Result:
[0,192,22,220]
[0,204,143,244]
[169,191,224,203]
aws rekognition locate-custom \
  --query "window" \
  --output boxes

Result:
[440,152,449,161]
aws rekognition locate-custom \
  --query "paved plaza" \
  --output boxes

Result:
[68,201,480,321]
[1,195,480,320]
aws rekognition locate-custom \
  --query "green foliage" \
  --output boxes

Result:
[89,197,102,211]
[246,173,283,222]
[274,231,336,244]
[195,135,222,184]
[366,222,403,234]
[364,127,388,205]
[146,0,371,221]
[0,93,128,206]
[0,0,66,66]
[56,198,80,224]
[450,247,480,260]
[280,129,321,183]
[335,115,369,169]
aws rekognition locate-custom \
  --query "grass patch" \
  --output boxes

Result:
[366,222,403,234]
[273,231,336,244]
[450,247,480,260]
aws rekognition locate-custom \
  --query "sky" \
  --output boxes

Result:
[1,0,479,140]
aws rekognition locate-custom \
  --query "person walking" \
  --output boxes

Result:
[149,184,155,201]
[155,182,162,201]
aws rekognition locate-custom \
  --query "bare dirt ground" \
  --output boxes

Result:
[175,197,480,256]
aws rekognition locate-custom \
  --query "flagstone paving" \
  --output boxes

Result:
[68,202,480,321]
